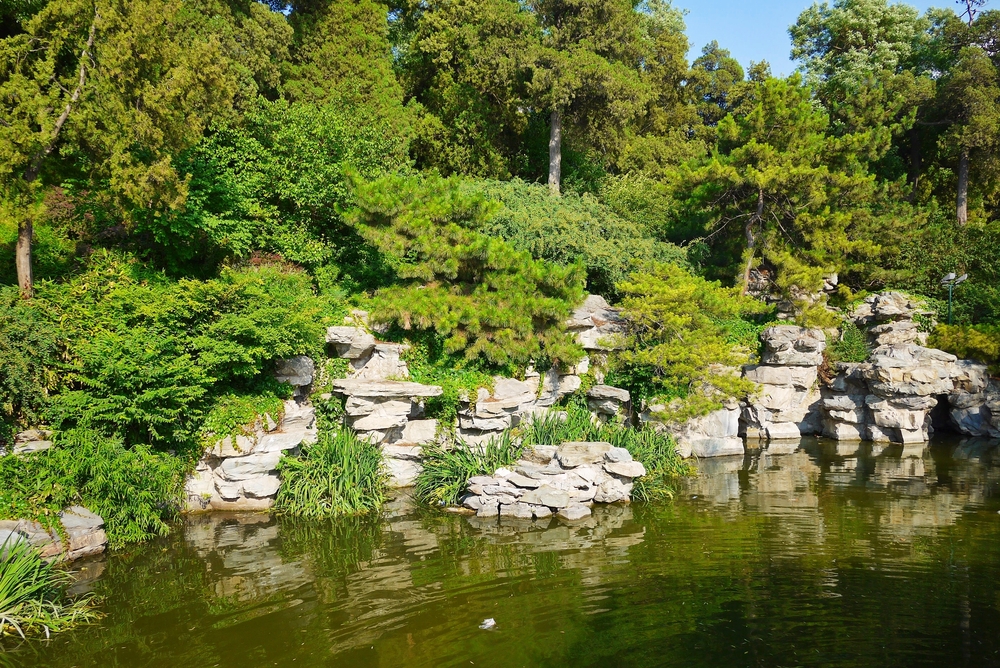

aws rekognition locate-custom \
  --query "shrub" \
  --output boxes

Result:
[609,263,768,421]
[36,253,327,448]
[348,172,586,368]
[0,289,59,444]
[828,321,869,363]
[0,430,185,548]
[414,431,523,506]
[275,428,387,518]
[471,179,687,300]
[929,324,1000,372]
[0,537,97,639]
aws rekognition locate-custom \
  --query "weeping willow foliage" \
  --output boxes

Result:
[275,428,388,518]
[0,537,98,640]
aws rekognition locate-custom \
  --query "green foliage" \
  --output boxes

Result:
[36,253,325,448]
[0,288,57,442]
[929,324,1000,372]
[348,172,586,367]
[472,179,687,299]
[828,321,870,363]
[414,431,523,506]
[0,430,185,548]
[275,428,387,518]
[198,385,289,446]
[519,406,691,501]
[148,98,409,272]
[609,263,767,421]
[0,536,97,639]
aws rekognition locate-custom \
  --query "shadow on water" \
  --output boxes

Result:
[6,436,1000,667]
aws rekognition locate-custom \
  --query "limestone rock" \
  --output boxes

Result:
[274,356,314,388]
[605,447,633,463]
[351,343,410,380]
[604,460,646,478]
[520,485,572,509]
[332,379,443,399]
[400,419,438,444]
[760,326,826,366]
[556,505,592,521]
[385,458,422,488]
[594,478,631,503]
[555,441,613,468]
[326,326,376,359]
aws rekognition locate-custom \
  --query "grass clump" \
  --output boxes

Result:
[414,432,522,506]
[0,537,98,640]
[521,406,691,501]
[275,428,387,518]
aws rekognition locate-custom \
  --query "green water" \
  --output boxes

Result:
[7,438,1000,667]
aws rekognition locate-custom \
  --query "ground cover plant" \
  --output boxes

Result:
[414,431,523,506]
[0,537,97,640]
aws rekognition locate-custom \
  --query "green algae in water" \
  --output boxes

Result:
[7,438,1000,667]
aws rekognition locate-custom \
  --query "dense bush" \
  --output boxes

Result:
[36,253,326,448]
[275,428,387,517]
[0,289,58,443]
[608,263,768,421]
[472,179,687,299]
[929,325,1000,372]
[348,172,586,368]
[0,430,185,548]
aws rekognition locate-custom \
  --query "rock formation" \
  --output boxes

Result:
[458,441,646,521]
[0,506,107,562]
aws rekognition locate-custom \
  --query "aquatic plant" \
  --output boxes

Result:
[0,538,97,640]
[275,428,387,518]
[414,431,523,505]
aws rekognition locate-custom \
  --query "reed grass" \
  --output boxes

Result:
[0,537,97,640]
[275,428,387,517]
[414,431,522,505]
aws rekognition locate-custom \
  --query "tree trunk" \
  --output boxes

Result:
[16,218,33,298]
[908,127,921,201]
[15,9,98,298]
[741,189,764,295]
[548,108,561,196]
[957,147,969,225]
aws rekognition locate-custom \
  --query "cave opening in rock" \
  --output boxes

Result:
[929,394,957,435]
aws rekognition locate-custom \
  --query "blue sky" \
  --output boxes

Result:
[676,0,951,76]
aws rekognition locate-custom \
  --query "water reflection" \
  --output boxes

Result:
[8,438,1000,668]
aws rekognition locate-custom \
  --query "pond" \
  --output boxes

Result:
[6,438,1000,667]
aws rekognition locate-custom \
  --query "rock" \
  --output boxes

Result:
[692,437,745,458]
[743,365,818,389]
[555,441,612,468]
[594,478,631,503]
[604,447,633,463]
[869,321,920,346]
[274,356,314,388]
[351,343,409,380]
[59,506,107,560]
[568,294,625,351]
[332,379,443,399]
[241,475,282,499]
[604,460,646,478]
[350,412,409,431]
[519,485,572,509]
[507,473,542,489]
[521,445,558,464]
[764,422,802,440]
[499,502,534,519]
[528,505,553,519]
[386,458,423,488]
[556,505,592,521]
[400,419,438,444]
[537,369,583,407]
[476,500,499,518]
[664,405,742,458]
[760,326,826,366]
[326,326,376,359]
[12,440,53,455]
[383,444,423,461]
[587,385,630,415]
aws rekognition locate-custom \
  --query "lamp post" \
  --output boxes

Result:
[940,273,968,325]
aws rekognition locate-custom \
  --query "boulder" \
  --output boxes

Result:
[556,505,592,521]
[332,379,443,399]
[760,326,826,366]
[350,343,409,380]
[385,458,422,488]
[274,356,314,388]
[537,368,583,407]
[400,419,438,444]
[604,460,646,478]
[555,441,613,468]
[519,485,572,509]
[605,447,633,463]
[594,478,631,503]
[499,502,535,519]
[326,326,377,359]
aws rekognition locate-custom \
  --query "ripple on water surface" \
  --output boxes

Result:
[8,437,1000,667]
